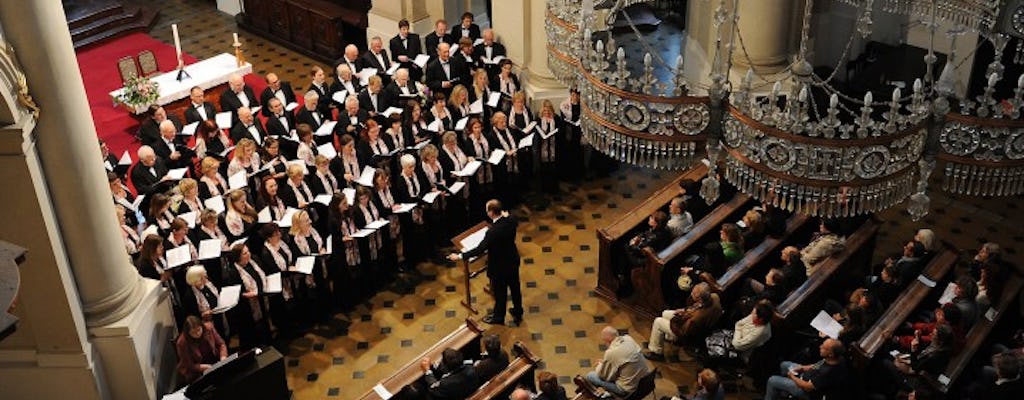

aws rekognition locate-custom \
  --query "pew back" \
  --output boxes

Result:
[853,245,958,364]
[358,318,484,400]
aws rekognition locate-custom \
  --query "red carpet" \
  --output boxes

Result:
[76,33,268,156]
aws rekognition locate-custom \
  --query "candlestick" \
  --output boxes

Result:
[172,24,182,59]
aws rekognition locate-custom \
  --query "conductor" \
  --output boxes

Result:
[449,199,523,327]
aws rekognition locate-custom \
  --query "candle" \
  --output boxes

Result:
[233,32,239,45]
[172,24,182,58]
[1017,74,1024,89]
[798,87,808,102]
[864,91,873,106]
[892,88,901,102]
[988,73,998,88]
[913,78,922,93]
[830,93,839,109]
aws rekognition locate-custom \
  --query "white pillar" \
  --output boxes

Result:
[493,0,566,106]
[0,0,176,399]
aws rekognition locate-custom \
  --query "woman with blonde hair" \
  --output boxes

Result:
[198,157,227,200]
[176,178,203,216]
[289,209,330,320]
[116,205,142,257]
[227,138,261,177]
[536,99,562,193]
[279,162,314,209]
[448,84,472,122]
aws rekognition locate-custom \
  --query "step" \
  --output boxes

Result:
[70,6,141,39]
[67,1,124,30]
[73,8,160,50]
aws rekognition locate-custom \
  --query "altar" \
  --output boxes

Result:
[109,53,252,115]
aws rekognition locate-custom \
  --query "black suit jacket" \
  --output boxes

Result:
[265,111,297,138]
[130,158,170,195]
[359,50,391,74]
[335,109,369,137]
[184,102,218,125]
[219,86,259,116]
[357,89,388,115]
[138,116,183,146]
[473,42,507,62]
[422,364,477,400]
[307,81,333,119]
[383,81,420,110]
[462,215,520,280]
[424,32,454,58]
[229,119,269,146]
[296,107,327,132]
[259,83,297,117]
[389,33,422,63]
[333,56,361,78]
[450,24,481,41]
[425,57,468,97]
[151,137,195,169]
[329,77,362,108]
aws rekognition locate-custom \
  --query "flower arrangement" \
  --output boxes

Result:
[117,76,160,108]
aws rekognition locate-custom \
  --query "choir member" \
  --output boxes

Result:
[330,64,361,109]
[288,210,330,320]
[224,190,258,241]
[259,72,296,118]
[424,19,453,58]
[223,243,271,351]
[358,119,393,171]
[559,88,584,181]
[451,12,481,41]
[463,119,496,220]
[198,157,228,200]
[194,119,229,159]
[327,193,364,308]
[353,186,386,285]
[260,137,289,179]
[138,105,183,146]
[227,138,261,177]
[296,91,327,135]
[360,36,392,86]
[256,174,288,222]
[148,193,176,233]
[181,266,229,342]
[264,97,296,138]
[310,154,341,196]
[176,178,203,216]
[296,123,317,166]
[427,92,454,132]
[185,87,217,124]
[308,66,333,118]
[194,209,228,286]
[474,29,507,78]
[390,19,423,81]
[384,68,420,110]
[130,145,170,195]
[395,154,430,265]
[357,75,387,119]
[448,85,472,124]
[280,162,315,209]
[336,95,369,139]
[384,114,411,151]
[536,100,562,193]
[219,74,259,122]
[152,120,193,170]
[332,134,363,187]
[426,43,467,97]
[229,106,267,147]
[110,172,140,227]
[257,223,297,336]
[116,205,142,258]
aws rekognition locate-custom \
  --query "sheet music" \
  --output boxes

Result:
[331,90,348,104]
[358,68,378,86]
[487,92,501,108]
[325,235,333,254]
[810,310,843,339]
[487,149,506,165]
[469,99,483,114]
[141,224,159,239]
[182,121,199,136]
[167,245,193,268]
[342,188,356,205]
[385,63,401,75]
[382,107,404,118]
[356,166,376,187]
[517,134,534,149]
[447,182,465,194]
[454,117,469,131]
[263,272,282,293]
[228,171,247,190]
[350,228,375,238]
[314,194,333,206]
[285,102,300,112]
[215,112,232,129]
[459,227,489,252]
[315,121,337,136]
[317,143,338,159]
[257,207,272,223]
[413,54,430,68]
[426,119,442,132]
[366,219,390,230]
[219,145,236,158]
[453,160,481,177]
[249,106,261,115]
[373,383,394,400]
[292,256,315,274]
[105,160,114,171]
[422,191,441,204]
[131,194,146,210]
[166,168,188,180]
[447,45,459,57]
[937,282,957,305]
[178,211,197,228]
[277,207,300,227]
[394,203,417,213]
[119,150,132,165]
[229,237,248,249]
[197,239,222,260]
[204,195,225,214]
[212,285,241,313]
[985,307,998,321]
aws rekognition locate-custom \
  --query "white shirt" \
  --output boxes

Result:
[236,90,250,107]
[193,102,208,120]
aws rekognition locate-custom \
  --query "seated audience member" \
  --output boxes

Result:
[730,301,774,362]
[509,388,531,400]
[409,347,477,400]
[886,240,926,283]
[473,334,509,383]
[719,223,745,266]
[977,260,1008,309]
[778,245,807,291]
[617,211,672,296]
[644,282,723,360]
[175,315,227,384]
[872,325,954,398]
[914,228,938,257]
[760,201,790,238]
[586,326,651,397]
[666,196,694,237]
[764,339,850,400]
[535,371,568,400]
[951,274,980,328]
[969,242,1002,280]
[867,264,902,306]
[683,369,726,400]
[800,219,846,274]
[987,351,1024,399]
[894,303,964,351]
[739,209,766,247]
[743,268,789,307]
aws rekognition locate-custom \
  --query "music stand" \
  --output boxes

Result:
[451,221,490,315]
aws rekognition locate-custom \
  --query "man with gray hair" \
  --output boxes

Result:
[297,91,326,133]
[585,326,650,397]
[152,119,193,170]
[219,73,257,121]
[130,145,170,194]
[666,196,694,237]
[229,106,267,146]
[644,282,722,361]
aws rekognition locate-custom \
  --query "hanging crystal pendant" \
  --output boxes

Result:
[907,192,930,221]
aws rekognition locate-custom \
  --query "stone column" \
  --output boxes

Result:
[731,0,795,73]
[493,0,566,106]
[0,1,176,399]
[367,0,430,47]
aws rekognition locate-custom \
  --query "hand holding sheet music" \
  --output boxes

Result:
[810,310,843,339]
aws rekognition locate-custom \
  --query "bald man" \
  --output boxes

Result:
[333,44,361,78]
[584,326,650,397]
[474,29,507,78]
[259,72,296,118]
[130,145,170,195]
[219,74,258,121]
[229,106,268,146]
[384,68,419,107]
[425,42,468,97]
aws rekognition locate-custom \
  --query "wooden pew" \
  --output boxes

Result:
[922,272,1024,393]
[706,213,813,295]
[853,245,958,365]
[774,217,879,326]
[626,193,752,317]
[358,318,484,400]
[467,342,541,400]
[595,164,708,316]
[571,375,602,400]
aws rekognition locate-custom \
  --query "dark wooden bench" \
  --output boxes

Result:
[706,213,813,295]
[595,164,708,317]
[358,318,484,400]
[852,245,958,365]
[467,342,541,400]
[774,217,879,326]
[922,272,1024,393]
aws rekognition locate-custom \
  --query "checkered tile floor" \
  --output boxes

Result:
[124,1,1024,398]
